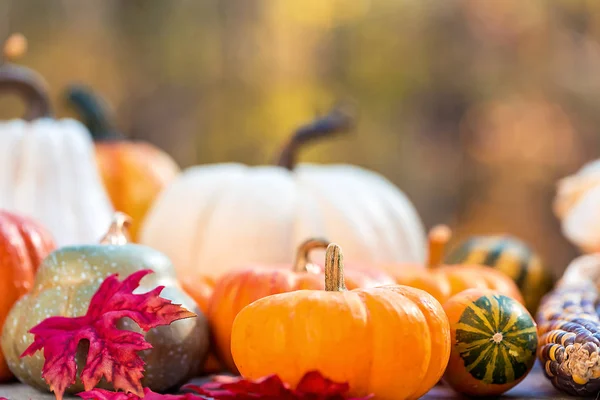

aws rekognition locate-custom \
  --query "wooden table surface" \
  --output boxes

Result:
[0,362,572,400]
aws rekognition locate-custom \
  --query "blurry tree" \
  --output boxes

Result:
[1,0,600,274]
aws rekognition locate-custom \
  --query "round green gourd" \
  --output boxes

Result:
[445,235,554,313]
[443,289,538,396]
[0,213,209,394]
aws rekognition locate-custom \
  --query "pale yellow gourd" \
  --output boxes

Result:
[554,160,600,253]
[140,106,426,280]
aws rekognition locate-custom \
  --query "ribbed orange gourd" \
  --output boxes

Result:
[231,243,450,400]
[0,210,55,381]
[209,238,395,373]
[66,85,180,241]
[388,226,524,305]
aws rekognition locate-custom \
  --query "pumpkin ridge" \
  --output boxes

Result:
[188,167,249,278]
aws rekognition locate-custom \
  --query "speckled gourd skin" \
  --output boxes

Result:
[0,243,209,394]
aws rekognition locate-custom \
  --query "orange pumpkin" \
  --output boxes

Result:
[181,277,222,374]
[231,243,450,400]
[208,238,395,373]
[443,289,537,396]
[0,210,55,381]
[386,226,524,305]
[66,85,180,241]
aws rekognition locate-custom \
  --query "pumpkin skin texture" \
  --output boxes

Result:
[387,226,525,306]
[0,210,56,382]
[231,243,450,400]
[0,50,114,247]
[1,213,209,394]
[140,107,426,281]
[66,85,180,242]
[443,289,538,397]
[445,235,553,313]
[209,238,395,373]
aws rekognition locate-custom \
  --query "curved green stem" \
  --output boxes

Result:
[275,104,356,170]
[65,84,122,141]
[0,63,52,120]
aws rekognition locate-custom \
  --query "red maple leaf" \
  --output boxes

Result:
[185,371,374,400]
[77,387,206,400]
[20,269,196,400]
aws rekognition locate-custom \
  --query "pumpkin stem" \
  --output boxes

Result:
[0,33,53,120]
[65,84,123,141]
[325,243,347,291]
[100,212,133,245]
[292,238,330,273]
[275,103,356,170]
[427,225,452,268]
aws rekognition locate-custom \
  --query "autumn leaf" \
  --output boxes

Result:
[20,269,196,400]
[185,371,374,400]
[77,387,206,400]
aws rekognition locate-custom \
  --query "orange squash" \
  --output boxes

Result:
[66,85,180,241]
[208,238,395,373]
[231,243,450,400]
[181,277,222,374]
[443,289,537,396]
[0,210,55,381]
[386,226,524,305]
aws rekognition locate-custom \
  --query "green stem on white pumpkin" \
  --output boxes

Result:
[427,224,452,268]
[325,243,347,292]
[100,212,133,245]
[65,84,123,141]
[0,34,53,120]
[292,238,330,273]
[275,104,356,170]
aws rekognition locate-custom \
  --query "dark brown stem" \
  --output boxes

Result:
[427,225,452,268]
[292,238,330,273]
[325,243,346,292]
[100,212,132,245]
[0,63,52,120]
[275,104,356,170]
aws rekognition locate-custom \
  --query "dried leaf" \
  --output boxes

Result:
[21,269,196,400]
[185,371,374,400]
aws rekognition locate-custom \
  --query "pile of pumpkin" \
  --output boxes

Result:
[1,33,600,399]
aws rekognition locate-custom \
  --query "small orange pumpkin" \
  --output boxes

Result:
[208,238,395,373]
[66,85,180,242]
[0,210,55,381]
[386,226,524,305]
[231,243,450,400]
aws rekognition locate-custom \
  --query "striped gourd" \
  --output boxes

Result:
[444,289,538,396]
[445,235,554,313]
[536,254,600,396]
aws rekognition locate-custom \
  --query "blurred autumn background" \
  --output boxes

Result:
[1,0,598,277]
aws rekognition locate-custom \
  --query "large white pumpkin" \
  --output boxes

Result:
[0,43,113,246]
[140,107,426,280]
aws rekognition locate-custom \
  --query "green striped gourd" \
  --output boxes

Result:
[444,288,538,396]
[445,235,554,313]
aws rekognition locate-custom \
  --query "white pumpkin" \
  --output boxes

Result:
[0,39,113,246]
[140,107,426,280]
[554,159,600,253]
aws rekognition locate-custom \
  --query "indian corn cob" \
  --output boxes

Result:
[536,254,600,396]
